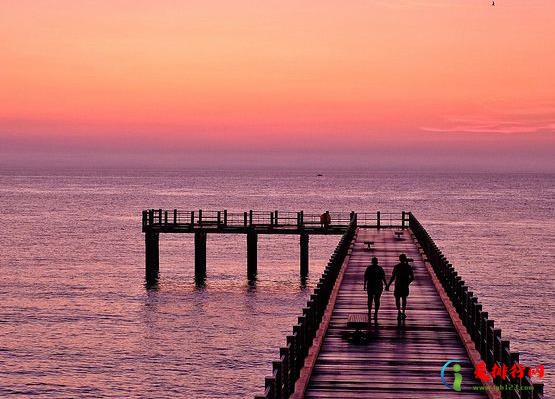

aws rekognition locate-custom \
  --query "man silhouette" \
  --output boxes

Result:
[387,253,414,320]
[363,256,387,324]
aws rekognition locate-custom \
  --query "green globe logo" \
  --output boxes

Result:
[441,360,463,391]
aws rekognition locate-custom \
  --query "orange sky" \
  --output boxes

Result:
[1,0,554,169]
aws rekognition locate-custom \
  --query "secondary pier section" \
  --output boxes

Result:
[142,209,406,282]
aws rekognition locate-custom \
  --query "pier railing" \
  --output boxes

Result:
[410,214,544,399]
[142,209,408,230]
[254,218,357,399]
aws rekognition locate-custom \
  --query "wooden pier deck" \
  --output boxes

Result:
[302,227,486,398]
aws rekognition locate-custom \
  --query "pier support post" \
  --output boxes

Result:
[145,231,159,282]
[195,230,207,281]
[247,230,258,279]
[300,233,309,278]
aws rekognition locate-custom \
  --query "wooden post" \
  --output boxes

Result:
[158,209,162,224]
[164,210,168,224]
[402,211,406,228]
[145,231,159,282]
[280,347,289,397]
[377,211,381,228]
[244,212,248,227]
[173,209,177,224]
[142,210,147,228]
[249,210,253,226]
[272,361,282,398]
[198,209,203,226]
[217,211,221,227]
[247,230,257,279]
[223,210,228,226]
[190,210,194,225]
[194,230,207,281]
[533,384,543,399]
[275,210,279,226]
[300,233,309,278]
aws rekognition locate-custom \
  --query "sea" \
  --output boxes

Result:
[0,168,553,398]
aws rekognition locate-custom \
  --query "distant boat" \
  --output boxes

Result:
[317,174,323,177]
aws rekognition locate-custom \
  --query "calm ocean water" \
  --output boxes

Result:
[0,169,553,398]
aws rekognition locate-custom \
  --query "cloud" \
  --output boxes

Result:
[420,106,555,134]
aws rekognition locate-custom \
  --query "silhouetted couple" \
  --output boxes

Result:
[363,254,414,324]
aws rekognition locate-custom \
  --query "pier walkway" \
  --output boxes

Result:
[302,227,484,398]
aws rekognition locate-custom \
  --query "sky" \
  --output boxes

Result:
[1,0,554,170]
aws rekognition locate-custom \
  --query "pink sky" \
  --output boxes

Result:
[1,0,554,170]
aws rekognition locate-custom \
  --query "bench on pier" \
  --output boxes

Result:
[394,230,404,240]
[363,241,375,251]
[347,313,368,335]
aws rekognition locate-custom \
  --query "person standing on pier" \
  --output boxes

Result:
[363,256,387,324]
[387,253,414,320]
[320,211,331,229]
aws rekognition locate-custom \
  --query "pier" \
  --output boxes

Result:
[142,209,405,282]
[140,210,544,399]
[250,213,544,399]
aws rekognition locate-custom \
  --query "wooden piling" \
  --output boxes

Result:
[194,230,207,281]
[300,233,309,278]
[145,231,159,282]
[247,230,257,279]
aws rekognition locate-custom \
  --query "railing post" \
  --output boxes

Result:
[275,210,279,226]
[280,347,289,398]
[249,210,253,226]
[223,210,228,226]
[264,377,275,399]
[286,335,296,394]
[377,211,381,228]
[158,209,162,225]
[190,210,194,225]
[533,384,543,399]
[198,209,203,226]
[244,212,248,227]
[402,211,406,228]
[173,209,177,224]
[272,361,282,399]
[164,210,168,224]
[142,210,147,229]
[149,209,154,225]
[474,303,483,347]
[217,211,221,227]
[486,320,495,368]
